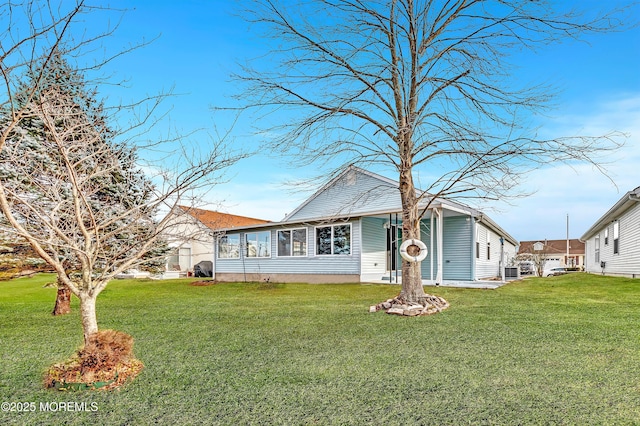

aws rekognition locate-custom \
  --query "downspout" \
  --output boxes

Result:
[430,210,434,282]
[435,208,443,284]
[211,234,217,281]
[500,237,505,282]
[471,218,477,281]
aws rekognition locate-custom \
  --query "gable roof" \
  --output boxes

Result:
[178,206,270,231]
[283,165,399,221]
[581,185,640,241]
[220,165,516,246]
[284,164,477,222]
[518,239,585,256]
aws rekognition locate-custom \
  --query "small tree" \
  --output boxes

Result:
[0,1,243,347]
[233,0,627,306]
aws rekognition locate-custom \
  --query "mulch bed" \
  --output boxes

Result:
[44,329,143,391]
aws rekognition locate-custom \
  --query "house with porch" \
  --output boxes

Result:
[213,166,518,284]
[581,185,640,278]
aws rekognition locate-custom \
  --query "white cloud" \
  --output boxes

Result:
[489,93,640,241]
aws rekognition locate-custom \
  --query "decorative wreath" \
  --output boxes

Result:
[399,239,428,263]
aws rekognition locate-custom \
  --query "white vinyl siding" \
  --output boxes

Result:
[584,203,640,277]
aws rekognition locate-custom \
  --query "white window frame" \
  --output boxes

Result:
[277,228,308,257]
[245,231,271,258]
[315,223,352,256]
[217,234,240,259]
[613,221,620,255]
[594,234,600,263]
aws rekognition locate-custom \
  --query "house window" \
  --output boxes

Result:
[613,221,619,254]
[246,231,271,258]
[475,227,480,259]
[316,224,351,255]
[594,235,600,263]
[218,234,240,259]
[277,229,307,256]
[604,227,609,245]
[168,247,191,271]
[487,240,491,260]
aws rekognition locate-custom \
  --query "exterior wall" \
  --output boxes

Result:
[215,273,360,284]
[441,216,473,280]
[584,203,640,277]
[286,169,400,221]
[215,220,362,282]
[360,217,389,279]
[420,217,438,280]
[475,222,517,280]
[163,215,213,273]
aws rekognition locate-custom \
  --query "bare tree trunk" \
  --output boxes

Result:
[398,164,427,303]
[51,278,71,316]
[79,295,99,346]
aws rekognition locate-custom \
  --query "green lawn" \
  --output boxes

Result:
[1,273,639,425]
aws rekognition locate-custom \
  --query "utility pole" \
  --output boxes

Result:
[566,214,570,267]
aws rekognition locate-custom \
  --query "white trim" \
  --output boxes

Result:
[245,231,272,259]
[217,233,241,259]
[314,223,353,256]
[276,227,309,257]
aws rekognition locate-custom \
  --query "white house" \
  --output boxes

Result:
[581,185,640,278]
[163,206,270,277]
[212,166,518,284]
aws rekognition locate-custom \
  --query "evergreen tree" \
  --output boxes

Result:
[0,51,168,339]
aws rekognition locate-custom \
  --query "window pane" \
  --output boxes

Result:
[333,224,351,255]
[246,233,257,257]
[278,230,291,256]
[257,231,271,257]
[219,235,240,259]
[316,227,332,255]
[292,229,307,256]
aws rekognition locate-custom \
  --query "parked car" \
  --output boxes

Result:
[543,267,567,277]
[519,261,534,275]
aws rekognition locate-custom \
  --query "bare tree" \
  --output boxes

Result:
[233,0,627,304]
[0,1,243,345]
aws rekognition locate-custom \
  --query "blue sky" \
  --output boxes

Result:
[81,0,639,242]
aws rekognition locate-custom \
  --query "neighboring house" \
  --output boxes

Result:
[518,239,585,271]
[163,206,270,278]
[581,186,640,278]
[212,165,518,284]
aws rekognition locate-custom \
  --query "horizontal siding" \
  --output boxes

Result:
[215,220,361,276]
[442,216,472,280]
[420,219,437,279]
[475,223,496,279]
[287,169,401,221]
[361,217,388,276]
[585,203,640,276]
[475,223,515,279]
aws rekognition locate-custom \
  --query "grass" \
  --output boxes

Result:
[1,273,639,425]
